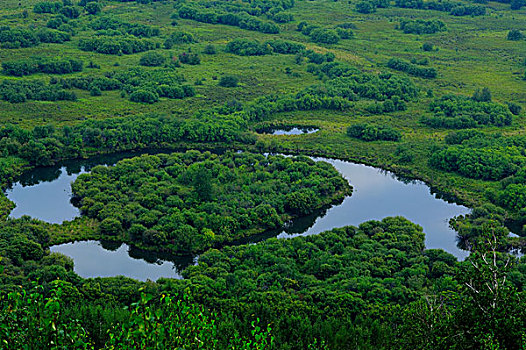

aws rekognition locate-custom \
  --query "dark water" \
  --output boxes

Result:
[280,158,470,259]
[5,150,172,223]
[50,240,195,281]
[258,126,319,135]
[7,152,471,281]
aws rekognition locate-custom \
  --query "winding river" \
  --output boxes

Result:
[6,151,470,281]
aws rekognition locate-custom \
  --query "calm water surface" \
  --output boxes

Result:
[7,152,471,280]
[50,241,194,280]
[258,127,319,135]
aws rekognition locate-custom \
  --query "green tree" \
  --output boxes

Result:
[219,75,239,87]
[85,2,101,15]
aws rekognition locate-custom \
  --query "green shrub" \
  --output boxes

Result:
[219,75,239,87]
[139,52,166,67]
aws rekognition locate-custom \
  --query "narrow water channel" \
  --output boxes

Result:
[6,151,471,281]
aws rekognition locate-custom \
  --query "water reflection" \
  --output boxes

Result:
[257,126,319,135]
[5,150,175,223]
[50,240,194,281]
[11,150,475,281]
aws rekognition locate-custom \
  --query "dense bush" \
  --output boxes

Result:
[59,6,81,19]
[511,0,525,9]
[57,75,122,91]
[430,133,526,180]
[398,19,447,34]
[174,217,459,349]
[178,52,200,65]
[2,57,83,76]
[111,67,194,101]
[297,21,351,44]
[422,95,513,128]
[0,112,246,166]
[71,152,351,253]
[129,89,159,103]
[307,62,419,102]
[202,44,216,54]
[177,5,280,34]
[78,36,157,55]
[0,80,76,104]
[85,2,102,15]
[449,4,486,16]
[507,29,524,41]
[0,27,70,49]
[266,40,305,54]
[430,147,517,180]
[90,16,160,38]
[356,1,377,13]
[270,11,294,23]
[218,75,239,87]
[226,38,305,56]
[33,1,63,14]
[163,30,196,49]
[139,52,165,67]
[347,123,402,141]
[225,39,272,56]
[387,58,437,78]
[309,28,340,44]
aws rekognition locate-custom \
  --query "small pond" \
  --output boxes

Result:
[7,151,471,280]
[258,126,319,135]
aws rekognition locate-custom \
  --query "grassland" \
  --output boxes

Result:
[0,0,525,234]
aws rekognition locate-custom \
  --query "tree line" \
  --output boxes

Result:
[2,57,83,77]
[0,26,70,49]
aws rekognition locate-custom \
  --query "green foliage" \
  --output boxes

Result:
[177,3,280,34]
[219,75,239,87]
[0,282,92,349]
[507,102,522,115]
[71,152,350,253]
[203,44,216,55]
[306,63,418,102]
[0,195,15,221]
[507,29,524,41]
[449,4,486,16]
[2,57,83,76]
[270,11,293,23]
[309,28,341,44]
[106,293,219,349]
[347,123,402,141]
[0,113,243,166]
[226,39,272,56]
[176,217,443,348]
[178,52,201,65]
[398,19,447,34]
[422,42,434,51]
[0,79,77,104]
[511,0,525,9]
[297,22,350,44]
[85,2,102,15]
[139,52,166,67]
[387,57,437,78]
[33,1,63,14]
[164,30,196,49]
[356,1,377,13]
[90,16,160,38]
[0,26,70,49]
[78,36,157,55]
[472,87,492,102]
[423,95,513,128]
[430,133,526,180]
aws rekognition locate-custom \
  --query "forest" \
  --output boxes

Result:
[0,0,525,348]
